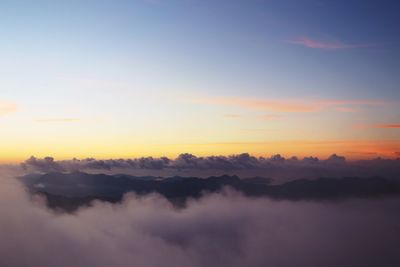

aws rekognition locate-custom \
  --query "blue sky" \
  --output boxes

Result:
[2,0,399,97]
[0,0,399,161]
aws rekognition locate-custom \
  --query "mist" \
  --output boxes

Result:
[0,170,399,267]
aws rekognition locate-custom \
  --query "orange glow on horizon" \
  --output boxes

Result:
[0,139,399,164]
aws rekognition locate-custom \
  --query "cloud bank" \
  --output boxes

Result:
[22,154,400,181]
[0,170,399,267]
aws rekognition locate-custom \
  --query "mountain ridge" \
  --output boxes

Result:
[19,172,400,212]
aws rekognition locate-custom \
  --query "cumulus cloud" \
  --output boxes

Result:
[23,156,66,172]
[0,171,399,267]
[22,154,400,181]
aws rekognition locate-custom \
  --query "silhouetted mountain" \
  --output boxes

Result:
[242,176,273,184]
[19,172,400,212]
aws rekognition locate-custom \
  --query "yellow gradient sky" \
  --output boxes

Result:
[1,1,400,162]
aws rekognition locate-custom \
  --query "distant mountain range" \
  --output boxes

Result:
[19,172,400,212]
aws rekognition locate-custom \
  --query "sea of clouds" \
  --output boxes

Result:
[0,165,399,267]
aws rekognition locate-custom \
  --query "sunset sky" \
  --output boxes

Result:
[1,0,399,162]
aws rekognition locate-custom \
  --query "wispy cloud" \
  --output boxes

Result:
[224,113,282,121]
[334,107,358,112]
[0,101,18,116]
[199,97,384,113]
[376,124,400,128]
[355,123,400,129]
[257,114,282,120]
[346,151,377,156]
[288,36,373,50]
[35,118,80,123]
[223,114,241,119]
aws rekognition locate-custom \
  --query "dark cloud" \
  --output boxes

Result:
[22,156,66,172]
[325,153,346,164]
[171,153,260,170]
[0,172,399,267]
[21,154,400,181]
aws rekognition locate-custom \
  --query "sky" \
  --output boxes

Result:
[0,0,399,162]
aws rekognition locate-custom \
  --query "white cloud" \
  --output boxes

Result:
[0,173,399,267]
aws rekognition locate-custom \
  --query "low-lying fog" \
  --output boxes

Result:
[0,165,399,267]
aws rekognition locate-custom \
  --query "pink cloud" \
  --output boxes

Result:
[200,97,384,113]
[289,36,373,50]
[354,123,400,129]
[334,107,358,112]
[376,124,400,129]
[0,101,18,116]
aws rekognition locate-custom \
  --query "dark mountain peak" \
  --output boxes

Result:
[19,172,400,212]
